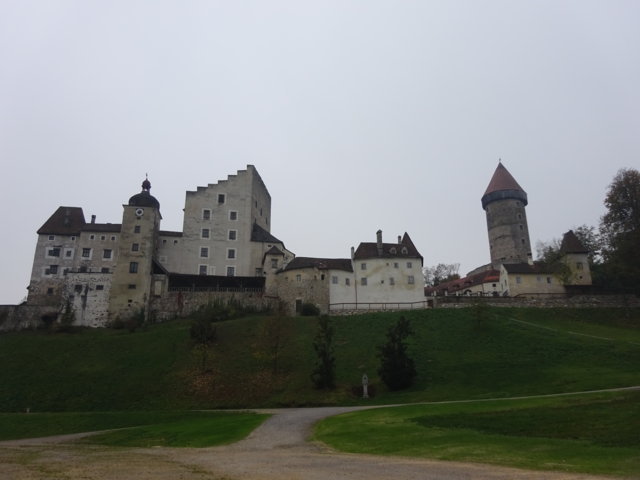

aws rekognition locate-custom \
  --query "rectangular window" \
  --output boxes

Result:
[49,265,59,274]
[516,276,522,284]
[407,262,412,268]
[547,277,552,284]
[331,276,338,284]
[361,263,366,270]
[101,267,110,273]
[296,274,302,282]
[201,228,210,239]
[64,248,73,258]
[577,262,583,270]
[202,209,211,220]
[132,243,139,252]
[111,236,116,241]
[96,285,104,291]
[134,225,141,233]
[129,262,138,273]
[361,277,367,286]
[226,266,235,276]
[48,235,55,241]
[394,262,399,268]
[389,277,395,285]
[229,211,238,220]
[228,230,237,240]
[103,249,112,259]
[90,235,95,240]
[82,248,91,258]
[200,247,209,258]
[345,278,350,286]
[227,248,236,259]
[271,258,278,268]
[47,247,61,257]
[199,265,207,275]
[100,235,106,241]
[218,194,225,204]
[407,275,414,285]
[128,284,136,289]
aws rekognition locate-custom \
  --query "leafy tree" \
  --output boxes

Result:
[311,316,336,389]
[190,316,217,371]
[423,263,460,286]
[256,316,292,374]
[600,168,640,294]
[377,316,417,391]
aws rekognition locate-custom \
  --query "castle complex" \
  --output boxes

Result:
[18,162,594,329]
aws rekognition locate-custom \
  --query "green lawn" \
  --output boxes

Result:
[315,390,640,477]
[0,308,638,411]
[0,410,269,447]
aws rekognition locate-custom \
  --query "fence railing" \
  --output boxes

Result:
[329,301,429,312]
[167,286,264,293]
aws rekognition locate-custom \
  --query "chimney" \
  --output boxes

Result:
[351,246,355,260]
[91,215,96,224]
[398,235,401,244]
[376,230,383,256]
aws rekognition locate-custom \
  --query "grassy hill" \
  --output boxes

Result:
[0,307,638,412]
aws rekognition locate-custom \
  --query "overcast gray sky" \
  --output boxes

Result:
[1,1,639,304]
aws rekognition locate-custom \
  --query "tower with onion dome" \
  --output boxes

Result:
[109,177,162,321]
[481,162,533,267]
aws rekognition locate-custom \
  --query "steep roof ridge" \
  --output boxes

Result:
[483,162,525,196]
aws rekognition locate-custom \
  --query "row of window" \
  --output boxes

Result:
[46,247,114,260]
[198,265,236,276]
[45,266,112,276]
[360,261,413,270]
[202,209,238,221]
[201,228,237,240]
[46,235,117,242]
[200,247,236,259]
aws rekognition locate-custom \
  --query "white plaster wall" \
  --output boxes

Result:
[66,272,112,327]
[353,257,424,304]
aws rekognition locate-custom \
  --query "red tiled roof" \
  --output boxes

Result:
[483,163,525,196]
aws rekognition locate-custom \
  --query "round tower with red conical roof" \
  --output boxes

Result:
[481,162,532,267]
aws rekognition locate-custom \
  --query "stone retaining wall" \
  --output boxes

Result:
[0,305,59,332]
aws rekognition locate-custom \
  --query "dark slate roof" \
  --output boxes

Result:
[560,230,588,254]
[37,207,86,235]
[251,223,283,244]
[502,263,554,274]
[282,257,353,273]
[81,223,122,233]
[483,163,525,196]
[129,190,160,209]
[159,230,183,237]
[265,246,285,256]
[353,232,422,260]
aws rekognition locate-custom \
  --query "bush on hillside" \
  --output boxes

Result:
[300,303,320,316]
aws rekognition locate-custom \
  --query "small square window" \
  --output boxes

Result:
[227,248,236,259]
[111,236,116,241]
[361,277,367,286]
[65,249,73,258]
[229,211,238,220]
[132,243,139,252]
[200,247,209,258]
[82,248,91,258]
[389,277,395,285]
[228,230,237,240]
[47,287,54,295]
[103,249,112,259]
[48,235,55,241]
[296,274,302,282]
[271,258,278,269]
[218,194,225,204]
[407,262,412,268]
[74,284,83,293]
[129,262,138,273]
[96,285,104,291]
[49,265,59,274]
[202,228,210,239]
[199,265,207,275]
[394,262,399,268]
[90,235,95,240]
[173,240,178,244]
[128,284,136,290]
[407,275,415,285]
[361,263,367,270]
[203,209,211,220]
[331,276,338,284]
[162,239,167,245]
[101,267,110,273]
[226,266,235,276]
[48,247,61,257]
[101,235,106,241]
[134,225,141,233]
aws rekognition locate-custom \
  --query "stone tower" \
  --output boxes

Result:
[109,178,161,321]
[481,163,532,267]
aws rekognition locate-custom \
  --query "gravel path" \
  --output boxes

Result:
[0,405,619,480]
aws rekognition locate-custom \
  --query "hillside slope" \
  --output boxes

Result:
[0,307,638,411]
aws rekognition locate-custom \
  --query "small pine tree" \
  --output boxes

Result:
[311,316,336,389]
[377,316,416,391]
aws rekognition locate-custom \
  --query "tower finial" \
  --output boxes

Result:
[142,175,151,192]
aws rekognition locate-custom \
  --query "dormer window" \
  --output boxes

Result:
[401,247,408,255]
[390,247,397,254]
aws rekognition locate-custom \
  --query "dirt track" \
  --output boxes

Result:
[0,406,619,480]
